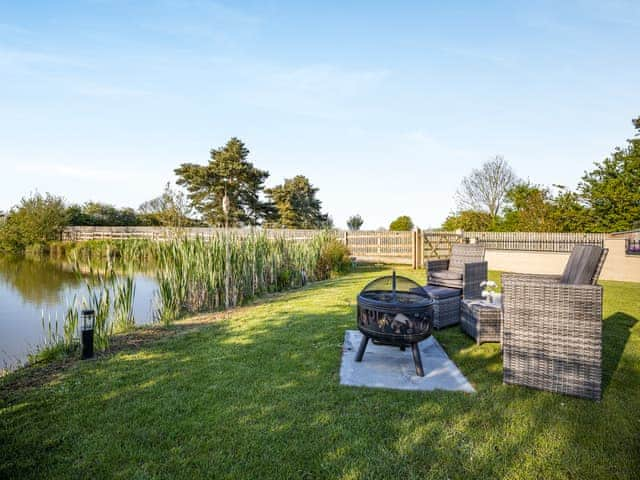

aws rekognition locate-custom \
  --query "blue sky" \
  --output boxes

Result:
[0,0,638,229]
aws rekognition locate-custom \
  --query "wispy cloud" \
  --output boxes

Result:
[520,0,640,35]
[14,163,152,182]
[160,0,261,25]
[0,23,31,35]
[76,85,152,98]
[139,0,261,42]
[246,64,390,120]
[443,47,518,69]
[577,0,640,28]
[0,47,90,69]
[270,65,389,96]
[401,130,475,161]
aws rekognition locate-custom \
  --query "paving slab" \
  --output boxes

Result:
[339,330,475,393]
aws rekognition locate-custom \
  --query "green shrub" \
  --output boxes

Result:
[389,215,414,231]
[315,238,351,279]
[0,193,68,254]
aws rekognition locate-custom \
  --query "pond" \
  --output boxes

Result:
[0,256,158,370]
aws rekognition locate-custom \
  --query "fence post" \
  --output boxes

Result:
[412,230,417,269]
[412,228,423,269]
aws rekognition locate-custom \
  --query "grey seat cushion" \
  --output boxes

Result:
[428,270,463,288]
[560,245,604,285]
[421,285,462,299]
[429,270,463,281]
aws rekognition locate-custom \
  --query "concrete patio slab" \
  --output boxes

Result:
[339,330,475,393]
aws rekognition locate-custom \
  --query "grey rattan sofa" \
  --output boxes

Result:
[426,244,487,299]
[502,244,608,401]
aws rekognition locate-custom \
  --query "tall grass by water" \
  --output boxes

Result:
[29,231,349,362]
[29,295,79,364]
[153,231,348,324]
[84,266,114,351]
[29,268,117,364]
[112,273,136,332]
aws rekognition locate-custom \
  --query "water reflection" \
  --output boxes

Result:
[0,256,157,369]
[0,256,82,305]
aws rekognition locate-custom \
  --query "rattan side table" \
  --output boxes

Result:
[461,297,502,344]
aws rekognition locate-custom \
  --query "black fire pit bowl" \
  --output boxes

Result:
[355,271,433,376]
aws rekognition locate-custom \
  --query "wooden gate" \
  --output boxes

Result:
[420,230,464,265]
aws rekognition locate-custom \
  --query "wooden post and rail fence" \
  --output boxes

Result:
[61,227,609,260]
[60,226,639,281]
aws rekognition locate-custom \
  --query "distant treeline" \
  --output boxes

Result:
[65,201,203,227]
[0,137,334,255]
[443,116,640,233]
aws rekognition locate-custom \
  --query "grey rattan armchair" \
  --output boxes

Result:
[502,245,608,401]
[426,244,487,299]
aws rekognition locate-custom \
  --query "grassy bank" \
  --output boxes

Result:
[1,267,639,479]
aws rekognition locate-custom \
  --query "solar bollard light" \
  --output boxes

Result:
[80,309,96,359]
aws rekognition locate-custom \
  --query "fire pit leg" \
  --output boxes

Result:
[355,335,369,362]
[411,343,425,377]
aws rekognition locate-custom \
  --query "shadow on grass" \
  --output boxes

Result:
[602,311,637,393]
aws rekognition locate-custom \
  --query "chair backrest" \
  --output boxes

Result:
[560,244,608,285]
[449,244,486,273]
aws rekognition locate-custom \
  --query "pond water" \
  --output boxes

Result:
[0,256,158,369]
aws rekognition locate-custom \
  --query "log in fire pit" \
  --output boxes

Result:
[356,271,434,376]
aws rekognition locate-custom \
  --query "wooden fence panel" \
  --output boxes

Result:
[61,226,325,242]
[61,227,612,264]
[464,231,607,252]
[344,231,412,258]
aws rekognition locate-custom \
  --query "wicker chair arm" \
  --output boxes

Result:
[502,280,603,319]
[426,259,449,272]
[501,272,561,285]
[462,261,487,299]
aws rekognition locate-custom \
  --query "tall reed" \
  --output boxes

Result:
[63,295,79,348]
[112,273,136,332]
[153,231,336,324]
[83,265,113,351]
[30,295,80,363]
[34,231,345,359]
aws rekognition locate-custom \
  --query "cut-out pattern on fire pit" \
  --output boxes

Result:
[358,306,430,339]
[356,272,433,376]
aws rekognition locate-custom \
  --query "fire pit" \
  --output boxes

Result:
[356,271,433,376]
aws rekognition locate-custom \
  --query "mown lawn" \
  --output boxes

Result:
[1,267,639,479]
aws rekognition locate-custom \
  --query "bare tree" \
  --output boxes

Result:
[139,182,195,227]
[455,155,517,219]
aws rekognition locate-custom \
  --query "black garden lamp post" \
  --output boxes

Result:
[80,309,95,359]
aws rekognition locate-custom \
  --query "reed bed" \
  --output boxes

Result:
[32,231,348,361]
[153,231,345,324]
[32,263,127,362]
[50,239,156,268]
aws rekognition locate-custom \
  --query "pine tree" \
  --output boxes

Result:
[174,138,273,226]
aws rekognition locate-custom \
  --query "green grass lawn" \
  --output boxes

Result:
[1,267,639,479]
